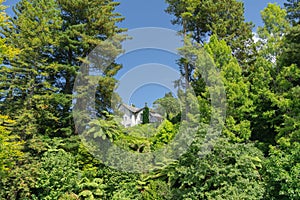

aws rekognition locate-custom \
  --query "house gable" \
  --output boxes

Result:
[118,103,163,127]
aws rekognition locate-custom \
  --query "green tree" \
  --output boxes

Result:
[0,0,23,180]
[256,3,290,64]
[142,104,150,124]
[141,180,172,200]
[264,142,300,199]
[77,177,106,199]
[169,138,265,199]
[249,3,300,198]
[34,149,80,200]
[0,115,23,178]
[206,35,254,142]
[281,0,300,67]
[56,0,125,121]
[180,35,253,142]
[277,1,300,143]
[265,39,300,200]
[248,3,290,148]
[1,0,125,138]
[151,119,177,150]
[284,0,300,25]
[0,0,19,62]
[165,0,254,65]
[280,26,300,69]
[0,0,127,199]
[1,0,64,138]
[153,92,181,122]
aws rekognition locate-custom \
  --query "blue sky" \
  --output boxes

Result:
[4,0,287,29]
[115,0,286,30]
[115,0,286,108]
[4,0,286,108]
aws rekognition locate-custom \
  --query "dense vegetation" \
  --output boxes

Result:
[0,0,299,199]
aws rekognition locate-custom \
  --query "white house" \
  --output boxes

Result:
[118,103,163,127]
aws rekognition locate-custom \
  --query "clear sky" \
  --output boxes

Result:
[4,0,287,108]
[4,0,287,29]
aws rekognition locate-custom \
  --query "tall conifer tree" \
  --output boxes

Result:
[0,0,125,137]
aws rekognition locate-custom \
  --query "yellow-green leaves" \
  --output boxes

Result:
[0,0,19,62]
[0,115,23,177]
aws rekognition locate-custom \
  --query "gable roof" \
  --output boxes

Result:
[120,103,143,113]
[149,111,163,119]
[120,104,163,118]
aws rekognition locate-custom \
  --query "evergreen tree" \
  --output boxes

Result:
[165,0,254,65]
[153,92,181,121]
[1,0,64,138]
[0,0,126,197]
[165,0,255,103]
[142,103,150,124]
[284,0,300,25]
[281,1,300,67]
[1,0,125,138]
[2,0,300,199]
[0,115,23,179]
[248,3,290,147]
[265,4,300,198]
[205,35,253,142]
[249,4,300,198]
[169,138,265,199]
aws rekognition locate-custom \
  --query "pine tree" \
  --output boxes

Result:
[281,1,300,67]
[0,0,23,180]
[142,103,150,124]
[1,0,64,138]
[248,4,290,147]
[250,4,300,197]
[54,0,126,130]
[165,0,254,66]
[284,0,300,25]
[271,2,300,175]
[1,0,126,137]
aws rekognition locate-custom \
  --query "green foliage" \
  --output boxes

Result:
[0,0,300,199]
[264,142,300,199]
[0,115,23,177]
[34,149,80,200]
[280,24,300,68]
[117,133,152,153]
[205,36,253,141]
[1,0,68,137]
[142,105,150,124]
[180,35,252,142]
[246,4,289,148]
[257,3,290,63]
[99,167,142,200]
[87,113,122,142]
[0,141,79,199]
[0,155,40,199]
[112,119,177,154]
[153,92,181,122]
[165,0,254,65]
[1,0,125,138]
[284,0,300,25]
[151,119,177,150]
[77,177,106,199]
[169,138,265,199]
[125,123,157,138]
[141,180,172,200]
[0,0,19,62]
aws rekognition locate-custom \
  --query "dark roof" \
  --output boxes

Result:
[120,103,143,113]
[120,104,163,119]
[149,111,163,119]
